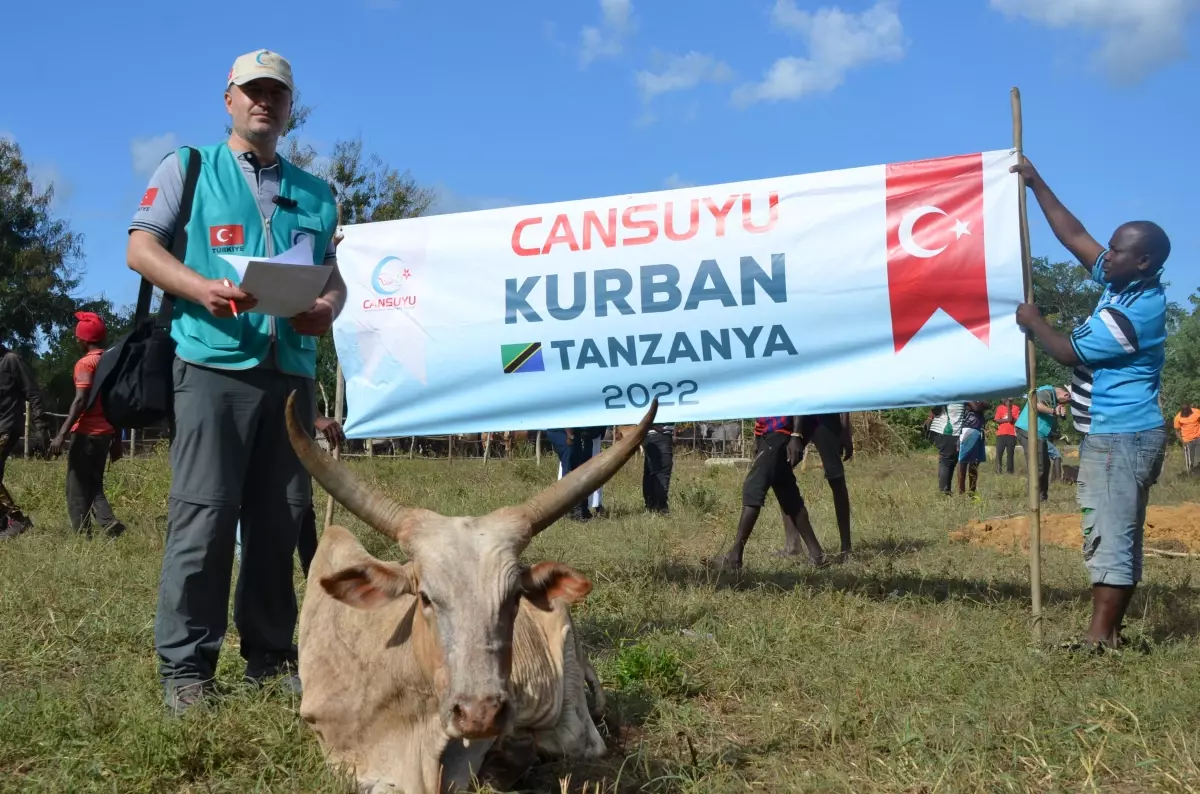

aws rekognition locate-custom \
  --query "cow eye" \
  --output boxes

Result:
[419,591,433,609]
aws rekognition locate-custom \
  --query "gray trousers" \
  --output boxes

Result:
[154,357,315,686]
[66,432,117,533]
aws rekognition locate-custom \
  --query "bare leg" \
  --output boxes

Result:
[956,462,967,495]
[713,506,761,570]
[968,462,979,494]
[779,506,827,566]
[1086,584,1135,647]
[828,477,851,560]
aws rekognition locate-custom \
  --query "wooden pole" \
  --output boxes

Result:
[24,402,31,457]
[1012,87,1043,643]
[535,430,542,465]
[324,363,345,529]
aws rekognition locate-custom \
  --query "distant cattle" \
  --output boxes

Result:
[286,394,657,793]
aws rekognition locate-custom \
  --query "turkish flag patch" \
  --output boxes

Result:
[885,153,990,353]
[209,224,245,247]
[139,188,159,208]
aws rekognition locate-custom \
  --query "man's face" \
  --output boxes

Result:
[225,79,291,143]
[1055,388,1070,405]
[1100,225,1150,286]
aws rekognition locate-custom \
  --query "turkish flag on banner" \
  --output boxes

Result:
[886,153,990,353]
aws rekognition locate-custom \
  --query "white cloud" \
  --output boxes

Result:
[663,173,697,189]
[28,162,74,207]
[426,185,524,216]
[2,132,73,207]
[636,51,734,102]
[580,0,635,66]
[131,133,179,179]
[989,0,1196,83]
[733,0,905,107]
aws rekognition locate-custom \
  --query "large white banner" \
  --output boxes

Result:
[332,149,1025,438]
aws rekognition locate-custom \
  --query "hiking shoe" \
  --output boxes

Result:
[245,671,303,696]
[104,521,127,539]
[164,681,211,716]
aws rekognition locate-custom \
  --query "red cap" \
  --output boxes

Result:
[74,311,107,343]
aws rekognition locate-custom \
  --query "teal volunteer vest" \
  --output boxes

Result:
[170,143,338,378]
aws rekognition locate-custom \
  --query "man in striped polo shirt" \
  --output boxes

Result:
[1012,160,1169,652]
[927,404,963,494]
[710,415,828,571]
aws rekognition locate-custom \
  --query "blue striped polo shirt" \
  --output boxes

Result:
[1068,251,1167,435]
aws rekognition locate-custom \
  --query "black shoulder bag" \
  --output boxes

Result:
[89,146,201,430]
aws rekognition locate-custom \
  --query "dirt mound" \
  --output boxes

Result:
[951,503,1200,555]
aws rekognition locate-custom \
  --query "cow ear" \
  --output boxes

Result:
[522,562,593,606]
[320,560,415,610]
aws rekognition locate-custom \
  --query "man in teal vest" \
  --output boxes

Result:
[127,48,344,715]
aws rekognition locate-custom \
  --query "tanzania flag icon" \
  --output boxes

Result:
[501,342,546,374]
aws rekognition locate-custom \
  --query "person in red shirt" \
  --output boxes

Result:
[709,415,828,571]
[993,398,1018,475]
[49,312,126,538]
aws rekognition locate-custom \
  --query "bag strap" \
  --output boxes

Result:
[135,146,202,327]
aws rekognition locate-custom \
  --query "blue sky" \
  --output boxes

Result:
[2,0,1198,312]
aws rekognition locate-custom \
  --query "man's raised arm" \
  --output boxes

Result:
[1011,161,1105,273]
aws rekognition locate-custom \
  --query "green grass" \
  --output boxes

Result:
[2,444,1200,793]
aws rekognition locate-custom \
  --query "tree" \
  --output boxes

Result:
[1162,293,1200,425]
[1028,255,1103,389]
[0,139,85,357]
[318,137,435,223]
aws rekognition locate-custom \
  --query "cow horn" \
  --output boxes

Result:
[513,400,658,537]
[285,391,422,546]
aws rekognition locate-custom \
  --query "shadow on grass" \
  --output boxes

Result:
[480,696,683,793]
[577,611,709,653]
[852,536,933,557]
[639,560,1200,640]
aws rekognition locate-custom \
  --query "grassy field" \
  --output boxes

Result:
[2,443,1200,793]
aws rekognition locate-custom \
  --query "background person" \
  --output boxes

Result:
[126,48,344,714]
[1014,385,1069,503]
[927,404,963,495]
[993,398,1018,474]
[546,426,605,521]
[799,413,853,561]
[642,422,674,514]
[0,342,51,539]
[955,401,989,496]
[48,312,126,539]
[1173,403,1200,473]
[710,415,827,571]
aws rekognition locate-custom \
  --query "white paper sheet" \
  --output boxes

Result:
[220,238,315,279]
[238,261,332,318]
[218,237,329,317]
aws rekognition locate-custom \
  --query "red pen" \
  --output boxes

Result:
[223,278,240,317]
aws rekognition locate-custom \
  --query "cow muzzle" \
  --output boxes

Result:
[447,692,509,739]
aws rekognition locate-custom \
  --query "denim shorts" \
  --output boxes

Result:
[1077,426,1166,586]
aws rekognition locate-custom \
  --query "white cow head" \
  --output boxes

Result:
[286,396,656,741]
